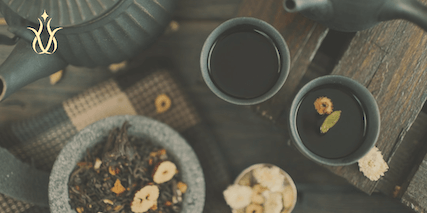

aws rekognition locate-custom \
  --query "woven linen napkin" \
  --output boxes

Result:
[0,58,232,213]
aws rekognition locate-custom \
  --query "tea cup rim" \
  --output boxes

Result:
[200,17,291,105]
[288,75,381,166]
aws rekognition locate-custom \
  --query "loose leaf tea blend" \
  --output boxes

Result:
[68,122,186,213]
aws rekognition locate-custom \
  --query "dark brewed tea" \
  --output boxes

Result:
[296,84,367,159]
[208,26,281,99]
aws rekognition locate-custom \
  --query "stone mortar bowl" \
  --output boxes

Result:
[49,115,205,213]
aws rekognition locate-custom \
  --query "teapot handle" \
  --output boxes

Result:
[380,0,427,32]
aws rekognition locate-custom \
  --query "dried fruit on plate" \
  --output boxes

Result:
[223,185,253,209]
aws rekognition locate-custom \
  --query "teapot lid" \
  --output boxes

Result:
[2,0,120,27]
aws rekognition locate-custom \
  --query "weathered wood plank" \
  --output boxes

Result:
[236,0,328,121]
[402,153,427,213]
[294,184,414,213]
[376,112,427,197]
[325,0,427,196]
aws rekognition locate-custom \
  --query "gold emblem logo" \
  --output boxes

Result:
[27,10,63,54]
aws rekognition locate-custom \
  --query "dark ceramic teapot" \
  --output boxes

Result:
[0,0,176,101]
[283,0,427,32]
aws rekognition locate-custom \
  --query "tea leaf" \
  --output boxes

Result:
[320,110,341,134]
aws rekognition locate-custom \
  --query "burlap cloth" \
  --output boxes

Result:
[0,58,232,213]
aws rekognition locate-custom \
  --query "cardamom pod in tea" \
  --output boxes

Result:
[320,110,341,134]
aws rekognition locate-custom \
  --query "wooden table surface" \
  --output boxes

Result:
[326,7,427,209]
[238,0,427,212]
[0,0,426,212]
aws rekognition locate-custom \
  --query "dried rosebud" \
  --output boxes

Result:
[152,161,177,184]
[131,185,159,213]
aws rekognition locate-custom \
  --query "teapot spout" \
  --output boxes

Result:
[0,39,67,101]
[283,0,333,21]
[380,0,427,31]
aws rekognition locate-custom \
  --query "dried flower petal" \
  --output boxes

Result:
[49,70,63,85]
[103,199,114,205]
[94,158,102,170]
[253,167,285,192]
[109,61,127,73]
[358,146,389,181]
[393,186,401,198]
[314,97,333,115]
[177,182,187,194]
[111,179,126,195]
[114,205,123,211]
[281,185,294,209]
[223,184,252,209]
[252,184,267,194]
[76,207,84,213]
[251,192,264,204]
[264,192,283,213]
[109,166,117,176]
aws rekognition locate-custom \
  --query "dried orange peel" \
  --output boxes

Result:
[111,179,126,195]
[314,97,333,115]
